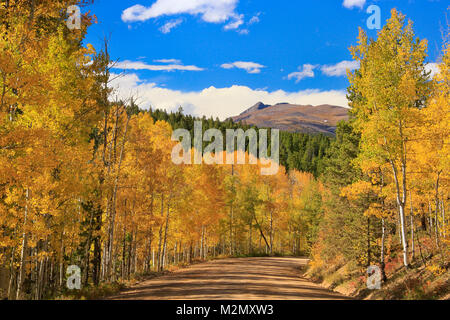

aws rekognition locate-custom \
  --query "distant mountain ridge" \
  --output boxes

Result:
[231,102,349,135]
[239,102,271,115]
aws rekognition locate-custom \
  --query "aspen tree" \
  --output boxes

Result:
[349,9,432,267]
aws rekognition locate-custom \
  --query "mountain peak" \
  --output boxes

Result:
[233,103,349,135]
[240,101,271,115]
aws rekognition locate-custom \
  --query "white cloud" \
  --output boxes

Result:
[221,61,265,74]
[122,0,240,24]
[159,18,183,33]
[109,73,349,120]
[249,14,260,25]
[321,60,360,77]
[153,59,182,64]
[287,64,317,83]
[343,0,366,9]
[112,60,204,72]
[224,13,244,30]
[425,63,440,78]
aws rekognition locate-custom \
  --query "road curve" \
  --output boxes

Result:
[107,257,351,300]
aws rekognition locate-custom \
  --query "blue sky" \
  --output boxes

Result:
[83,0,447,119]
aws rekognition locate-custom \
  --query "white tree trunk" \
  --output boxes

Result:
[390,161,409,267]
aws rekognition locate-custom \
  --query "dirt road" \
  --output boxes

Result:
[107,257,351,300]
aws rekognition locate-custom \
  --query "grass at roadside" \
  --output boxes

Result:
[305,255,449,300]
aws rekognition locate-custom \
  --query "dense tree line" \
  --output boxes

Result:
[148,107,332,177]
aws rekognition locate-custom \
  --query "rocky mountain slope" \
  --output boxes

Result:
[231,102,349,134]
